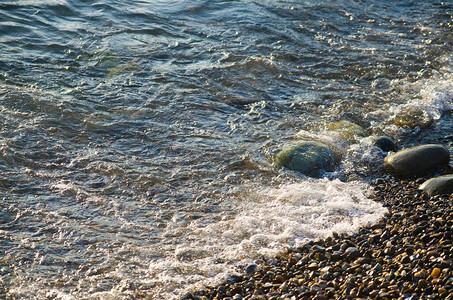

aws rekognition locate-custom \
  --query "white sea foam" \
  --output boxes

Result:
[143,178,386,299]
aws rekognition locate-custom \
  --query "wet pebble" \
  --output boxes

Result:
[374,136,397,152]
[344,247,360,260]
[419,174,453,197]
[246,264,258,274]
[384,144,450,177]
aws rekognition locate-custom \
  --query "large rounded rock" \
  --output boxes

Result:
[419,175,453,197]
[384,144,450,177]
[275,141,335,177]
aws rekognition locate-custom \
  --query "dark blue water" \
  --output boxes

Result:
[1,0,452,298]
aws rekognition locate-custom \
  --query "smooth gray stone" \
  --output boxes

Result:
[275,141,335,177]
[419,174,453,196]
[384,144,450,177]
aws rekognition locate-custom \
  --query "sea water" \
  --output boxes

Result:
[0,0,452,298]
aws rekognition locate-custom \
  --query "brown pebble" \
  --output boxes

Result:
[274,275,285,283]
[414,269,428,278]
[431,267,441,278]
[417,279,428,289]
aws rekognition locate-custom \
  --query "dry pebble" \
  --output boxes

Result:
[188,178,453,300]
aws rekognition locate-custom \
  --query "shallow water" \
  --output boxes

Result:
[0,0,452,298]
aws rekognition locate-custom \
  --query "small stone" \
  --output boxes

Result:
[217,285,226,295]
[400,254,410,264]
[345,247,360,260]
[405,245,415,255]
[431,278,442,285]
[227,275,243,284]
[340,242,351,251]
[431,267,441,278]
[314,252,327,261]
[414,270,427,278]
[374,136,397,152]
[310,284,322,292]
[312,245,326,253]
[308,262,319,270]
[246,264,258,274]
[274,274,285,283]
[419,175,453,197]
[275,141,336,177]
[262,282,273,289]
[418,279,428,289]
[230,284,243,295]
[384,144,450,177]
[358,241,371,249]
[355,257,371,265]
[384,245,396,256]
[372,263,383,271]
[384,272,394,281]
[367,234,379,244]
[331,251,343,261]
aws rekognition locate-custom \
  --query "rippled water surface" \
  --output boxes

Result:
[1,0,452,298]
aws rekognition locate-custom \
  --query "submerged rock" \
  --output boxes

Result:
[108,61,139,77]
[374,136,397,152]
[275,141,335,177]
[419,174,453,197]
[390,106,433,129]
[326,120,366,142]
[222,98,260,108]
[384,144,450,177]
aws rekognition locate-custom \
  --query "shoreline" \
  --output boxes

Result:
[187,174,453,300]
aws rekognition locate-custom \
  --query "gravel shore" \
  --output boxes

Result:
[187,176,453,300]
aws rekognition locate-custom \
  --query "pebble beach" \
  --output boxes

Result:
[188,169,453,300]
